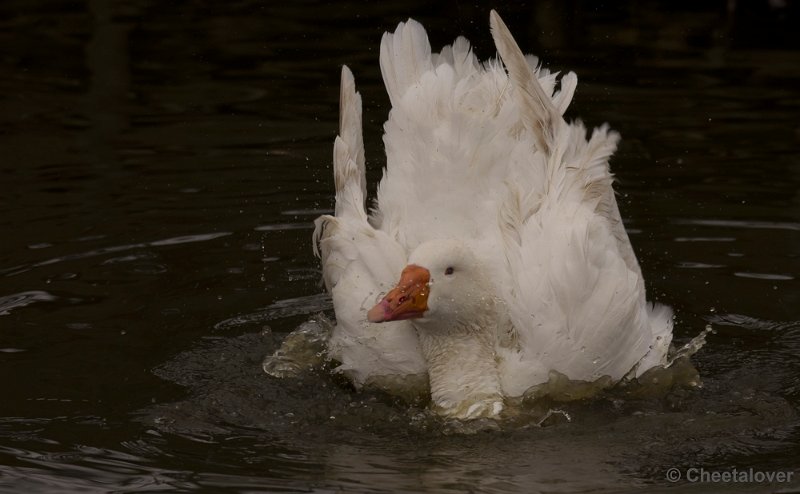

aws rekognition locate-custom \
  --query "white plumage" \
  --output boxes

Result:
[313,11,673,419]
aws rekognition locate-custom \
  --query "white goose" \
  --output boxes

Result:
[313,11,673,420]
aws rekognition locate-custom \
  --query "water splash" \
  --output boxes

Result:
[264,315,710,423]
[523,372,615,403]
[262,315,333,378]
[666,324,714,368]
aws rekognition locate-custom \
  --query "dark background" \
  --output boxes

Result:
[1,1,799,492]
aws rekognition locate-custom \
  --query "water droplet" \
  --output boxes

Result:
[67,323,91,330]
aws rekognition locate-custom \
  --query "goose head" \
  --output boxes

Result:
[368,239,505,419]
[367,239,496,328]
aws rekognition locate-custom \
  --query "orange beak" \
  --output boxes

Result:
[367,265,430,323]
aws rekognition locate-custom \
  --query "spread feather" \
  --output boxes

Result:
[314,11,674,410]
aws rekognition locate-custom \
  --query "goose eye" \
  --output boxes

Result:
[444,267,454,276]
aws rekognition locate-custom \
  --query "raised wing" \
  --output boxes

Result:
[374,19,518,256]
[314,67,426,387]
[488,11,672,392]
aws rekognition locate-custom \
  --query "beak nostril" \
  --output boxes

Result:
[371,265,430,321]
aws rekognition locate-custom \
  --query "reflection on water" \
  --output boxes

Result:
[1,0,799,492]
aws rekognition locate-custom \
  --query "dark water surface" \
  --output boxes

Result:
[2,1,800,492]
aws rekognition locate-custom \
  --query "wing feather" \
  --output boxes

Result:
[316,14,672,398]
[490,10,561,155]
[314,66,426,387]
[487,11,671,391]
[380,19,434,108]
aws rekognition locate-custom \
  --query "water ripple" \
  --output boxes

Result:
[214,293,332,331]
[281,208,332,216]
[676,219,800,231]
[254,223,313,232]
[0,444,197,493]
[734,272,794,281]
[0,291,58,316]
[673,237,736,242]
[676,262,725,269]
[708,313,799,332]
[0,232,232,277]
